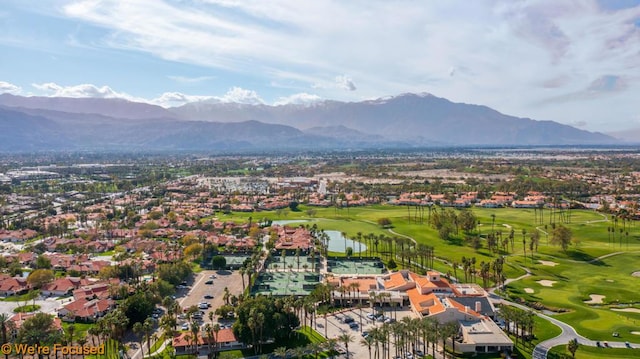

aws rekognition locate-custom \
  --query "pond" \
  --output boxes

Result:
[324,230,367,253]
[271,219,309,226]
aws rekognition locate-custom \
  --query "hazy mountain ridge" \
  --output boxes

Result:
[0,93,616,152]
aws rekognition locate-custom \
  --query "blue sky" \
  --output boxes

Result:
[1,0,639,132]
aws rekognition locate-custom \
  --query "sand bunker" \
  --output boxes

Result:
[524,288,534,294]
[633,331,640,335]
[632,271,640,277]
[606,279,615,283]
[538,260,559,267]
[537,280,556,287]
[612,308,640,314]
[584,294,605,304]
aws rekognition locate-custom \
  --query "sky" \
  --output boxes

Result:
[1,0,640,133]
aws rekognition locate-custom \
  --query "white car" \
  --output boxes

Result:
[181,323,189,331]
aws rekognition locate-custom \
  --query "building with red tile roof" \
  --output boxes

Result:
[172,328,243,355]
[58,297,114,322]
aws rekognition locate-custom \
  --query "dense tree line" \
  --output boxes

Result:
[233,295,300,354]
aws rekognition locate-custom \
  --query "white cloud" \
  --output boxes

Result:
[0,81,21,95]
[167,75,216,84]
[26,82,267,107]
[273,93,322,106]
[335,75,356,91]
[152,87,265,107]
[150,92,219,107]
[219,87,264,105]
[31,82,137,100]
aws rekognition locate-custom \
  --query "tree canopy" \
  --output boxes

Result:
[550,225,573,252]
[233,295,299,354]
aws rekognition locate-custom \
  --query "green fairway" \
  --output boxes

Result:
[505,251,640,340]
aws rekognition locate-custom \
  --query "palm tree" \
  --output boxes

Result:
[0,313,14,359]
[239,266,246,291]
[144,318,154,354]
[273,346,288,359]
[213,323,221,356]
[190,321,200,354]
[291,346,305,359]
[133,322,145,357]
[338,333,354,359]
[361,335,374,359]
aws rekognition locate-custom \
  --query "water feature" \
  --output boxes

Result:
[271,219,309,226]
[324,230,367,253]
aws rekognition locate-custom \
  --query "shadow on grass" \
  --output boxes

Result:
[566,250,609,266]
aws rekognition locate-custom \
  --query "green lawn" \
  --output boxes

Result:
[511,316,563,359]
[549,344,639,359]
[62,322,95,339]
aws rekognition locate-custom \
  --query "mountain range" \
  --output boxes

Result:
[0,92,618,152]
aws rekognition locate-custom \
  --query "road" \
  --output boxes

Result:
[0,296,64,317]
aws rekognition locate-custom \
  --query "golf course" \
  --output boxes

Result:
[216,204,640,357]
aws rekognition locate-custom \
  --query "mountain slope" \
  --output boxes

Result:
[0,93,173,120]
[171,93,614,146]
[0,107,72,151]
[0,92,616,150]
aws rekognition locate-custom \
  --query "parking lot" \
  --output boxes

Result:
[176,268,244,328]
[318,306,417,358]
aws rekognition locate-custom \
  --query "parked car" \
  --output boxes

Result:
[349,322,358,329]
[181,323,189,330]
[205,280,214,285]
[204,294,214,299]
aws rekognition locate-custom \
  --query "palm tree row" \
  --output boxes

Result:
[499,305,536,347]
[312,229,437,273]
[350,317,461,359]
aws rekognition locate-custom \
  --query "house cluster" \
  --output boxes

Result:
[393,191,553,210]
[49,277,118,322]
[0,229,38,243]
[329,270,513,355]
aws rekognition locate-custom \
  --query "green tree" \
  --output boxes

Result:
[17,313,61,359]
[26,269,54,289]
[184,243,203,261]
[567,338,579,358]
[377,218,392,228]
[211,255,227,270]
[550,225,573,252]
[35,255,51,269]
[345,247,353,258]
